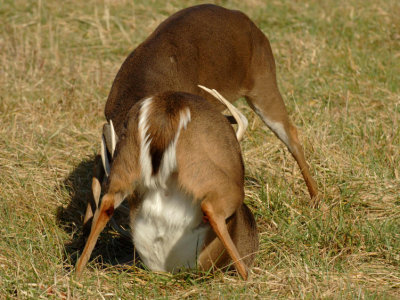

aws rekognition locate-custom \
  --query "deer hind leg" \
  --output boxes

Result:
[246,82,318,200]
[200,190,249,280]
[83,155,104,226]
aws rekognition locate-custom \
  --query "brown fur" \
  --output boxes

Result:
[102,4,317,199]
[199,203,259,271]
[105,4,257,134]
[77,92,258,279]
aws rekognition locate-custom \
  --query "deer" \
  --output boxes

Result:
[78,3,319,279]
[76,89,258,280]
[83,3,318,229]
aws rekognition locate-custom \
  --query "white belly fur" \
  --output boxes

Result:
[133,98,209,272]
[131,179,210,272]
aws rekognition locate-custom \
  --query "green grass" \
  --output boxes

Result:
[1,0,399,298]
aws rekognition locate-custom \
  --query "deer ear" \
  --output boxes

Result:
[102,120,119,157]
[101,120,119,177]
[101,134,111,177]
[109,120,117,157]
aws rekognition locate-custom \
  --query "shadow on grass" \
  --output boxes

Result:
[56,156,137,271]
[55,157,240,281]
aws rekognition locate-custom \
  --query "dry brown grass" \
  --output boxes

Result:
[1,0,399,298]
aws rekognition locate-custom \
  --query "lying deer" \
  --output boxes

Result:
[76,89,258,279]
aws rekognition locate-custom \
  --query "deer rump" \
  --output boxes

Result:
[120,92,257,273]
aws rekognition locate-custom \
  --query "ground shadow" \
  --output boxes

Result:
[56,156,138,271]
[55,157,257,278]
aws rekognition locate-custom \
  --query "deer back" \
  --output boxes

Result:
[105,4,275,136]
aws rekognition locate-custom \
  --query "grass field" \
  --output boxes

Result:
[1,0,399,298]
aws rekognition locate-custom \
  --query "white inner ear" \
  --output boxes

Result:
[101,135,111,177]
[110,119,117,157]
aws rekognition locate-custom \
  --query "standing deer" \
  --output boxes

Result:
[76,90,258,280]
[79,3,319,278]
[84,3,318,227]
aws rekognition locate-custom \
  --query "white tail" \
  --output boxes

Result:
[99,86,247,185]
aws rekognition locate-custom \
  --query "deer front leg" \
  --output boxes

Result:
[76,193,119,277]
[246,88,318,201]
